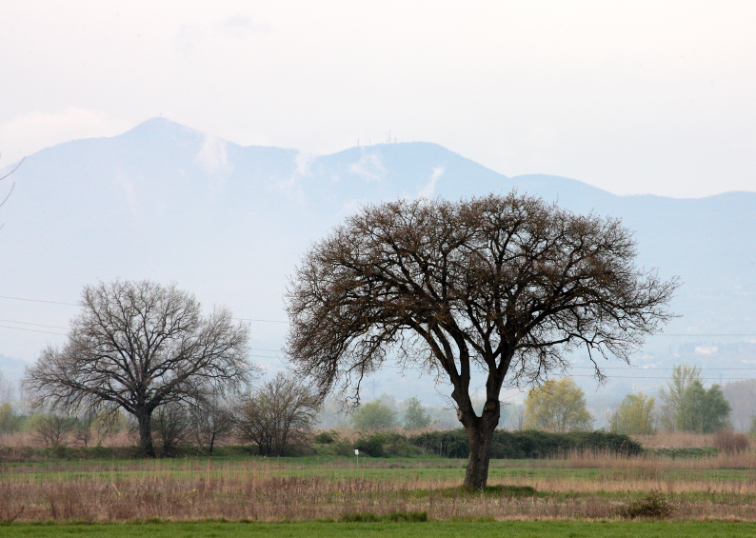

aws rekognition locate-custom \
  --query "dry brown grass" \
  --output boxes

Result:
[3,430,756,523]
[632,432,715,449]
[2,452,756,523]
[0,429,136,449]
[2,470,756,523]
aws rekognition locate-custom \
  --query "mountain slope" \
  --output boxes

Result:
[1,118,755,405]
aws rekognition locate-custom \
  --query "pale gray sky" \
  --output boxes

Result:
[2,1,755,197]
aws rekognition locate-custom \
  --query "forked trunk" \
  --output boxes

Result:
[136,410,156,458]
[460,399,500,490]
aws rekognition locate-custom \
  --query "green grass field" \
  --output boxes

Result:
[3,455,755,483]
[2,521,756,538]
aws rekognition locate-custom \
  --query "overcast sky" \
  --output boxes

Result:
[2,1,755,198]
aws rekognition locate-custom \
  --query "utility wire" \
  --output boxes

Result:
[0,294,289,324]
[0,324,66,336]
[0,295,78,306]
[570,374,756,381]
[0,318,68,330]
[235,318,288,324]
[655,334,756,337]
[570,366,756,371]
[4,295,756,332]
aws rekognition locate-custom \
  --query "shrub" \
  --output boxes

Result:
[354,434,384,457]
[621,491,673,519]
[340,511,427,522]
[353,432,422,458]
[712,429,750,454]
[648,447,718,459]
[388,511,428,522]
[333,438,355,457]
[409,429,469,458]
[408,429,642,459]
[314,430,339,444]
[340,512,381,523]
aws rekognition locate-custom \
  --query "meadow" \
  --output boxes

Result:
[2,448,756,524]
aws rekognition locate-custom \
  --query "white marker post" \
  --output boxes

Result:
[355,448,359,467]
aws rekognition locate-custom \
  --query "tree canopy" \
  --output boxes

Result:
[24,280,251,457]
[609,392,656,435]
[675,380,731,433]
[285,193,676,488]
[658,364,702,432]
[523,377,593,433]
[351,400,398,431]
[402,397,432,429]
[657,364,731,433]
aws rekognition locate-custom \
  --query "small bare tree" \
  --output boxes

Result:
[24,280,252,457]
[32,413,74,448]
[72,411,96,448]
[286,194,677,489]
[237,372,319,456]
[189,398,235,453]
[152,403,190,455]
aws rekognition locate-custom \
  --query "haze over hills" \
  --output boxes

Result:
[1,118,755,413]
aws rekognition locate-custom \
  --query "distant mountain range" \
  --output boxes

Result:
[1,118,755,409]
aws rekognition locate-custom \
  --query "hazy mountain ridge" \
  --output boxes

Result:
[1,117,755,408]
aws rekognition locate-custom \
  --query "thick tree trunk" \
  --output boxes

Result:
[461,400,500,490]
[463,422,495,489]
[136,410,156,458]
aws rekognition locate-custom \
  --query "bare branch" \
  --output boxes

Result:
[285,193,678,489]
[23,279,253,457]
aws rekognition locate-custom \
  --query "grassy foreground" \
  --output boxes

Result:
[4,452,756,522]
[2,521,756,538]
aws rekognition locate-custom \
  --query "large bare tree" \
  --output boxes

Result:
[285,193,677,489]
[24,280,251,457]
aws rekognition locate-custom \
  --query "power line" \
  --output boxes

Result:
[0,295,78,306]
[4,295,756,333]
[571,366,756,371]
[0,318,68,330]
[0,324,66,336]
[248,353,285,359]
[0,294,289,324]
[655,334,756,337]
[570,374,756,381]
[234,318,288,324]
